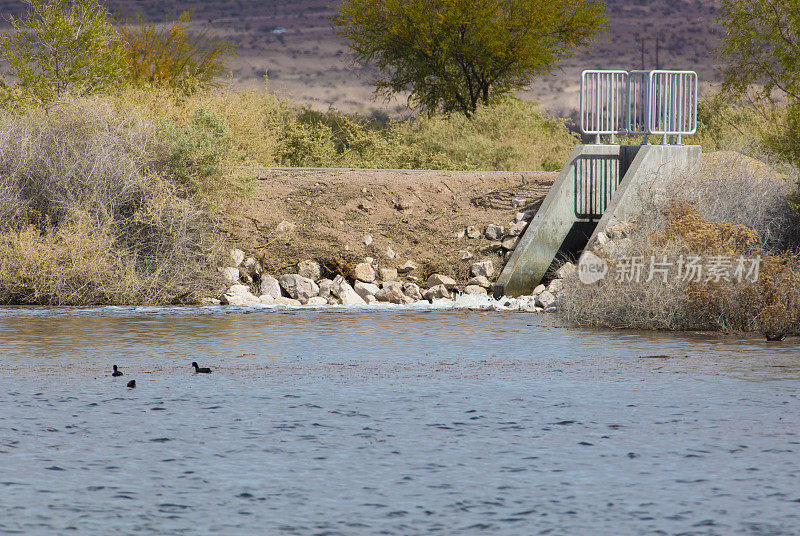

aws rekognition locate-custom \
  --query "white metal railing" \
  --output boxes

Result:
[648,70,698,144]
[580,70,628,144]
[627,70,651,138]
[580,69,698,145]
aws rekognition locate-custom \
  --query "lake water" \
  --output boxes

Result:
[1,304,799,535]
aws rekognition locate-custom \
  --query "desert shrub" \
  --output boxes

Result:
[278,110,343,167]
[558,154,800,334]
[274,98,576,170]
[668,153,800,251]
[117,11,238,94]
[761,103,800,169]
[0,98,216,305]
[0,99,160,228]
[393,98,578,171]
[0,2,238,108]
[159,108,234,192]
[0,212,119,305]
[104,87,574,174]
[684,94,769,154]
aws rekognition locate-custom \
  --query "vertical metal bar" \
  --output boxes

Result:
[595,72,601,144]
[601,72,605,142]
[630,74,635,137]
[603,72,608,141]
[643,72,650,145]
[660,72,665,141]
[669,75,678,140]
[580,72,584,137]
[610,72,616,144]
[680,73,684,140]
[691,72,696,133]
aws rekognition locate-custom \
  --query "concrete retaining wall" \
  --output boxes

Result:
[493,144,701,297]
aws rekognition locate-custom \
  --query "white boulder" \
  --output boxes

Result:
[278,274,319,303]
[260,275,282,300]
[470,260,494,278]
[353,262,376,283]
[354,281,380,301]
[380,268,398,282]
[463,285,487,295]
[317,278,334,299]
[547,279,564,294]
[423,284,450,301]
[467,275,492,288]
[297,259,322,281]
[228,248,245,267]
[484,224,504,240]
[219,266,240,285]
[426,273,457,289]
[555,262,576,279]
[402,282,423,301]
[397,260,418,274]
[331,275,367,305]
[535,290,556,308]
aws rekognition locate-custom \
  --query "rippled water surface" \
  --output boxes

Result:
[1,305,799,535]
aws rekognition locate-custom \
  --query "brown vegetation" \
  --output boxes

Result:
[0,99,217,305]
[558,153,800,334]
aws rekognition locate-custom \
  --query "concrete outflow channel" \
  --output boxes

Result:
[493,143,701,297]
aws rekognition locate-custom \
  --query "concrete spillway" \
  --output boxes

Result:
[493,144,701,297]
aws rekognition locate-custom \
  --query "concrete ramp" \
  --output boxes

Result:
[493,144,701,297]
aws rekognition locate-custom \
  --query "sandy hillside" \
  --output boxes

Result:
[218,168,556,283]
[0,0,723,116]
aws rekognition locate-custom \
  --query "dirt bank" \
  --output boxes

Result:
[217,168,556,286]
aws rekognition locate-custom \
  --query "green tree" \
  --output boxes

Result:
[0,0,126,103]
[333,0,607,116]
[718,0,800,170]
[718,0,800,105]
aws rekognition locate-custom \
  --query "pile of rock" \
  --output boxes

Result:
[205,249,505,308]
[204,209,574,314]
[528,261,575,312]
[458,210,535,263]
[584,220,633,258]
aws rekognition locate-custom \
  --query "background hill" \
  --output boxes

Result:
[0,0,723,115]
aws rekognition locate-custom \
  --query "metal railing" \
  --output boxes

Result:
[580,69,698,145]
[579,70,628,144]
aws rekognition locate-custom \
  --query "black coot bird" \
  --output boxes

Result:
[192,362,212,374]
[126,379,136,388]
[112,365,123,377]
[765,332,786,342]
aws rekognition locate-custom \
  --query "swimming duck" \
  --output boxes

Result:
[765,332,786,342]
[112,365,123,377]
[127,379,136,388]
[192,362,212,374]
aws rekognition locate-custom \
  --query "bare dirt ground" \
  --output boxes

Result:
[218,168,556,282]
